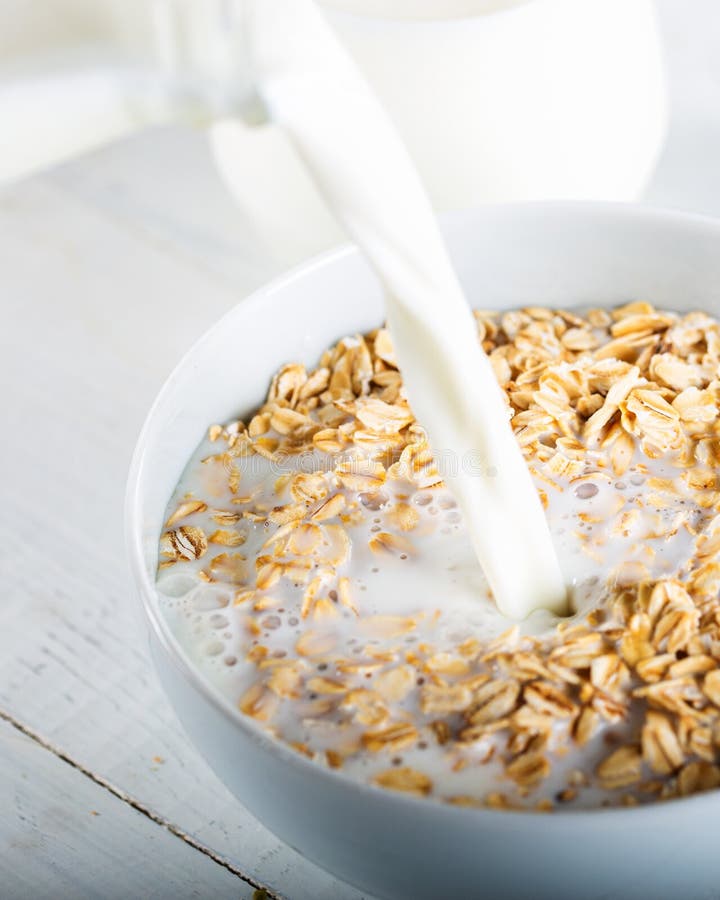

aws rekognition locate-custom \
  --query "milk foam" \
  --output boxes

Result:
[157,422,703,807]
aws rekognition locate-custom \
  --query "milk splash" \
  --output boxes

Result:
[240,0,566,619]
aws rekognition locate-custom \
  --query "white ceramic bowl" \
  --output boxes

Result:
[126,204,720,900]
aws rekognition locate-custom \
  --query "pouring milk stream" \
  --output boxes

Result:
[241,0,567,620]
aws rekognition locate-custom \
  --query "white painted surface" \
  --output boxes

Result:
[0,718,258,899]
[0,1,719,897]
[0,177,371,899]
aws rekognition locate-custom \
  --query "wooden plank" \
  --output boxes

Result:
[0,170,371,900]
[47,123,342,277]
[0,716,260,899]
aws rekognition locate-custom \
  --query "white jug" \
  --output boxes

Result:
[0,0,667,260]
[0,0,265,181]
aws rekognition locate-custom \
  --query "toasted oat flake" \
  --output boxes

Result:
[386,502,420,532]
[374,666,415,702]
[523,681,576,718]
[597,745,643,789]
[420,682,474,714]
[677,761,720,796]
[468,679,521,725]
[160,526,208,561]
[642,711,685,775]
[208,529,247,547]
[373,767,432,796]
[505,750,551,787]
[310,493,346,522]
[368,532,415,556]
[362,722,419,752]
[165,499,208,527]
[158,300,720,811]
[239,683,279,722]
[703,670,720,708]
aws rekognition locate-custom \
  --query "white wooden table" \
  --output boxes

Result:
[1,3,719,897]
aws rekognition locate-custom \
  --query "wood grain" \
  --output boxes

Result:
[0,717,260,899]
[0,153,370,900]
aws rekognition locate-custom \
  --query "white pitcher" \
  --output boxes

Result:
[0,0,667,258]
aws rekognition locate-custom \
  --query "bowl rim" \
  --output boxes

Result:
[125,200,720,824]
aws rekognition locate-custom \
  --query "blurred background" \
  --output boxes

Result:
[1,0,718,274]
